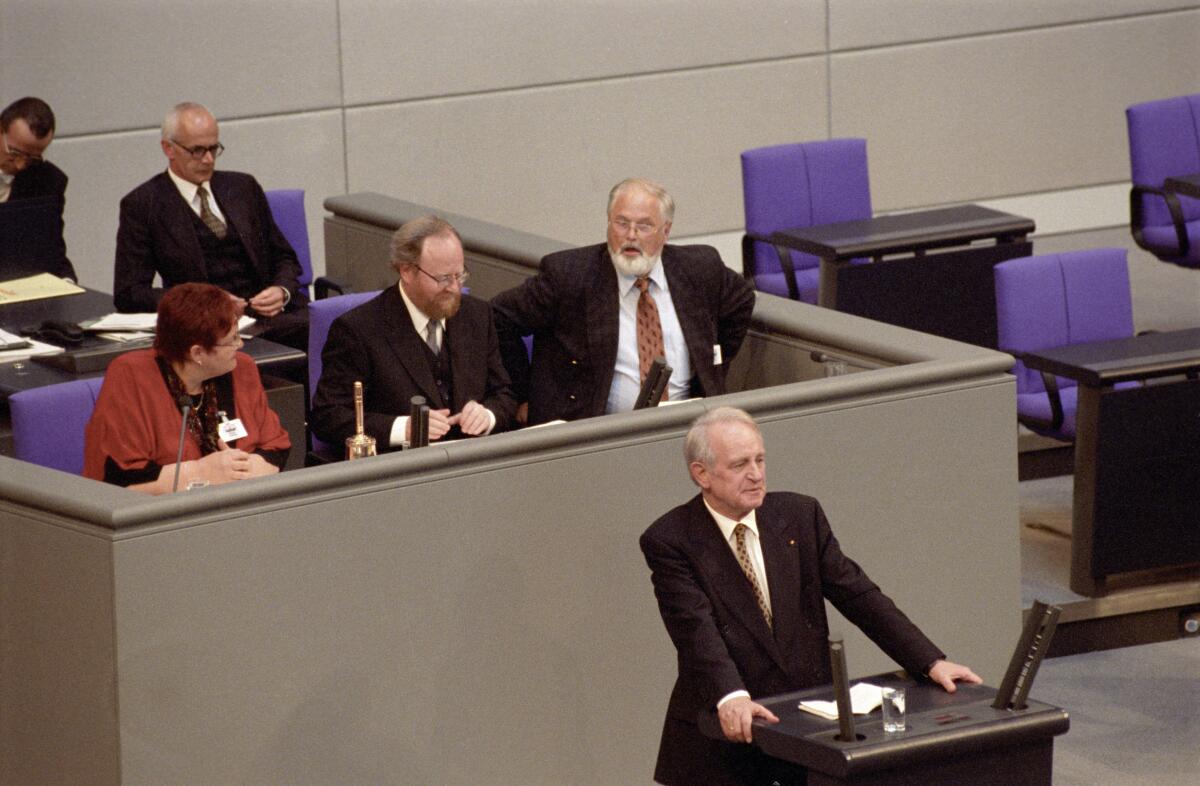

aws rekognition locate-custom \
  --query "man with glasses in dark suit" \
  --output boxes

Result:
[113,102,307,349]
[492,178,755,426]
[311,215,516,451]
[0,96,75,280]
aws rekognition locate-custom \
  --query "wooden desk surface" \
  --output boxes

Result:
[771,204,1035,262]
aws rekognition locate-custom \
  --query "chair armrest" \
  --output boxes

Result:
[1130,185,1190,259]
[1004,349,1065,434]
[741,231,801,301]
[313,276,346,300]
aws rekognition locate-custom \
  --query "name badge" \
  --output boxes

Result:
[217,411,248,443]
[713,344,723,366]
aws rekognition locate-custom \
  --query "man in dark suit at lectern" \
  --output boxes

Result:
[640,407,981,785]
[311,215,516,451]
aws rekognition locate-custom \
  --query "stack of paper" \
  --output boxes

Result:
[797,682,884,720]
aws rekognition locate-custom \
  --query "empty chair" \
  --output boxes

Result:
[740,138,872,303]
[10,376,106,474]
[1125,93,1200,267]
[994,248,1134,441]
[264,189,342,299]
[307,290,379,456]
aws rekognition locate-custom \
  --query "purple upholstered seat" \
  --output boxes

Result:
[740,139,872,303]
[1126,93,1200,267]
[994,249,1134,441]
[264,189,313,296]
[10,376,106,474]
[307,290,380,455]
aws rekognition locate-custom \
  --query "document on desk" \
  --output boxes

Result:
[0,273,85,305]
[0,327,64,362]
[797,682,884,720]
[85,313,257,333]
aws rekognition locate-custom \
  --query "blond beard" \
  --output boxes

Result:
[609,246,660,278]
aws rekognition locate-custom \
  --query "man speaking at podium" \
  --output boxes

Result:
[640,407,980,785]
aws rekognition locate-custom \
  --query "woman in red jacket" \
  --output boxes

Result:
[84,282,290,493]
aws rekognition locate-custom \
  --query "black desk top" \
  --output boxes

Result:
[0,288,304,398]
[699,673,1068,779]
[1164,173,1200,200]
[1019,327,1200,387]
[771,204,1035,262]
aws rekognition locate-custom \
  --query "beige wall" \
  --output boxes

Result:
[3,2,1197,283]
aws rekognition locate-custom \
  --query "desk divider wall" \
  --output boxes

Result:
[2,196,1020,785]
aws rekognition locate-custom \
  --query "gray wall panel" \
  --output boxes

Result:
[51,111,346,291]
[339,0,825,105]
[0,1,341,136]
[831,12,1200,210]
[830,0,1199,50]
[344,60,826,243]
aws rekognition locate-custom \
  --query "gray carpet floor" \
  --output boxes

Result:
[1036,638,1200,785]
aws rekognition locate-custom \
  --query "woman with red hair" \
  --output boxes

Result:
[84,282,290,493]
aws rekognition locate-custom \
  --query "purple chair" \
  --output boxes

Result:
[308,290,379,456]
[10,377,106,474]
[1126,94,1200,267]
[740,139,872,303]
[994,249,1134,441]
[264,189,343,299]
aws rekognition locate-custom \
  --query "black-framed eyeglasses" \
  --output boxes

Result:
[2,132,44,165]
[170,139,225,160]
[416,267,470,287]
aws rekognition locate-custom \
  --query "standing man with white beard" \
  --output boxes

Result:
[492,178,755,426]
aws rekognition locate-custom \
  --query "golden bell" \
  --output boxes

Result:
[345,381,377,460]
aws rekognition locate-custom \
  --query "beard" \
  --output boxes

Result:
[426,289,462,320]
[609,244,659,278]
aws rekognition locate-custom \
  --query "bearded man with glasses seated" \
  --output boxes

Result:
[492,177,755,426]
[113,102,307,350]
[311,215,517,452]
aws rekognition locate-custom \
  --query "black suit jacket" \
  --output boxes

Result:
[491,243,755,425]
[3,160,74,280]
[113,170,303,313]
[639,493,944,786]
[310,286,517,450]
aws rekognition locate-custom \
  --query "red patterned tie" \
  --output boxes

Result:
[634,276,666,400]
[734,523,772,628]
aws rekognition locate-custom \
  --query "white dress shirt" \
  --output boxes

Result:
[606,259,693,413]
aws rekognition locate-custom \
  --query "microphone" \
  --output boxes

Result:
[409,395,430,448]
[172,393,192,493]
[829,634,859,742]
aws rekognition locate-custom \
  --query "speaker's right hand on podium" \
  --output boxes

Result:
[717,695,779,743]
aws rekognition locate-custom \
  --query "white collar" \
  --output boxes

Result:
[166,167,211,205]
[397,280,441,337]
[703,498,760,543]
[612,256,667,297]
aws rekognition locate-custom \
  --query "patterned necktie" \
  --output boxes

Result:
[634,276,666,399]
[426,319,441,355]
[734,523,772,628]
[197,186,227,239]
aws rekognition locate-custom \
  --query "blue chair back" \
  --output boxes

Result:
[265,189,313,295]
[308,291,380,454]
[740,138,872,302]
[10,377,106,474]
[995,249,1133,439]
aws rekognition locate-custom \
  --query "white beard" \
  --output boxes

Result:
[609,247,659,278]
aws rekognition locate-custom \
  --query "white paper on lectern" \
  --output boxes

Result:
[797,682,884,720]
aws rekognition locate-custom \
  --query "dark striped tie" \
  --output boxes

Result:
[197,186,227,239]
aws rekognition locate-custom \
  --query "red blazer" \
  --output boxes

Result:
[84,349,290,483]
